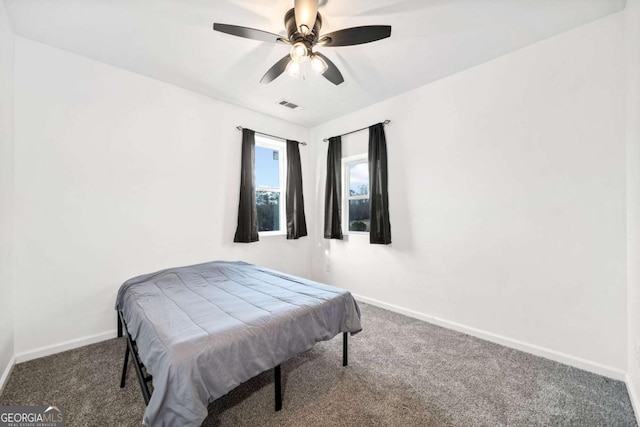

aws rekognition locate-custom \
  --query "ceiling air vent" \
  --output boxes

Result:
[277,99,302,110]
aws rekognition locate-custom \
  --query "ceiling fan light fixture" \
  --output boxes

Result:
[310,54,328,75]
[294,0,318,36]
[290,42,309,63]
[286,60,302,79]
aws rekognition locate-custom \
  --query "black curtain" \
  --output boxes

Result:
[286,140,308,239]
[324,136,343,239]
[369,123,391,244]
[234,128,259,243]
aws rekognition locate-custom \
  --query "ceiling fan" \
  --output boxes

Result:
[213,0,391,85]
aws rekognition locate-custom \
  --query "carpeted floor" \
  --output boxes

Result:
[1,303,636,426]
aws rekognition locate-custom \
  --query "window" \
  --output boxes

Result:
[343,154,370,233]
[255,136,286,234]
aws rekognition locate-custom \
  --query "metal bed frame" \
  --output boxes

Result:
[117,311,349,411]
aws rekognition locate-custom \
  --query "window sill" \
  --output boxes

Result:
[345,231,369,236]
[259,231,286,238]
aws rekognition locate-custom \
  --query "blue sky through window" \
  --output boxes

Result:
[349,162,369,196]
[255,145,280,188]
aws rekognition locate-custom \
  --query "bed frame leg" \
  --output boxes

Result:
[343,332,348,366]
[118,311,152,405]
[120,344,130,388]
[274,365,282,411]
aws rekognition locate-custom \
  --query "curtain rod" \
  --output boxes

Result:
[323,120,391,142]
[236,126,307,146]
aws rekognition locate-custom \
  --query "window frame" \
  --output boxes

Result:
[255,135,287,236]
[342,153,369,235]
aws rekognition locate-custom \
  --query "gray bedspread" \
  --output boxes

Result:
[115,261,362,427]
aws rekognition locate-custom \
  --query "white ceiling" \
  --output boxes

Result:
[4,0,625,127]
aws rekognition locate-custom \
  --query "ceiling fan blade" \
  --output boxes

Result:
[213,23,286,43]
[260,55,292,84]
[320,25,391,47]
[315,52,344,85]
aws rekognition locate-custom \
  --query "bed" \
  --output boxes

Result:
[115,260,362,426]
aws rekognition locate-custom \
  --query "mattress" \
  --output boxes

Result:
[115,261,362,426]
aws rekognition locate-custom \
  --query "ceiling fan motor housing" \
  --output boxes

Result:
[285,8,322,49]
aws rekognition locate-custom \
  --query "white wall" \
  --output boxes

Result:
[12,38,313,358]
[626,0,640,415]
[0,0,15,388]
[311,13,627,377]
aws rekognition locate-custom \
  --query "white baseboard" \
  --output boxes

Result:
[627,374,640,424]
[15,330,117,364]
[353,293,626,381]
[5,298,628,383]
[0,355,16,394]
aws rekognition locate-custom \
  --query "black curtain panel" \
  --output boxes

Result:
[368,123,391,244]
[324,136,343,239]
[234,128,259,243]
[285,140,308,239]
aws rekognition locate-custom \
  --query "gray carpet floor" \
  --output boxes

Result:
[0,303,636,426]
